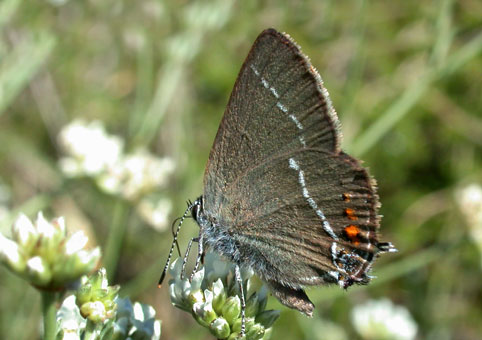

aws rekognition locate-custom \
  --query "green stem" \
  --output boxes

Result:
[103,199,130,282]
[83,320,98,340]
[41,291,57,340]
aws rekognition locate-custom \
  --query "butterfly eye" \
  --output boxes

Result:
[191,204,199,221]
[191,197,203,222]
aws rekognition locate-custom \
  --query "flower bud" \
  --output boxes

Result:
[209,317,230,339]
[75,268,119,323]
[212,279,227,314]
[222,296,241,325]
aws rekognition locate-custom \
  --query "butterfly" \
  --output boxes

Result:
[160,28,396,336]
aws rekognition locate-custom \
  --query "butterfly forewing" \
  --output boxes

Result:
[204,29,341,217]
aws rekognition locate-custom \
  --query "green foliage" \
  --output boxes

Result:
[0,0,481,339]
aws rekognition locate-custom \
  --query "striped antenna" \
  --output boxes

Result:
[158,201,195,287]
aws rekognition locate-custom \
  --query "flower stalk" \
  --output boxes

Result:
[41,291,58,340]
[103,199,130,281]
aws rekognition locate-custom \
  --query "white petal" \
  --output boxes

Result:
[0,233,22,269]
[26,256,52,285]
[133,302,145,321]
[65,231,88,255]
[36,212,56,238]
[153,320,161,338]
[54,217,66,234]
[98,267,108,289]
[76,247,101,265]
[12,214,37,247]
[27,256,47,273]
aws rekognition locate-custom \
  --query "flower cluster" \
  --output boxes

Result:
[58,119,174,231]
[168,252,279,340]
[57,269,161,340]
[0,212,100,290]
[351,298,417,340]
[58,120,123,178]
[76,268,119,323]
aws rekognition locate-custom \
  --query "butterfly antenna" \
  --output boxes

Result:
[170,217,182,257]
[158,201,195,288]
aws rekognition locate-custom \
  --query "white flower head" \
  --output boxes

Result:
[119,149,175,200]
[168,252,278,338]
[1,212,100,290]
[351,298,417,340]
[58,120,124,176]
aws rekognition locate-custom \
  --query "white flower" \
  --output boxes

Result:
[351,298,417,340]
[119,149,175,200]
[0,212,101,290]
[58,120,124,176]
[96,148,175,202]
[168,252,278,338]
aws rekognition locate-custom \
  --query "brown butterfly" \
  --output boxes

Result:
[160,28,396,336]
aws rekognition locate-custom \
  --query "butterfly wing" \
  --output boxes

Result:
[204,29,341,217]
[223,148,380,283]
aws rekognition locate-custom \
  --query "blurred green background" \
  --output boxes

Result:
[1,0,481,339]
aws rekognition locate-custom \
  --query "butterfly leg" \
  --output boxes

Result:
[189,232,204,282]
[234,264,246,336]
[180,237,199,280]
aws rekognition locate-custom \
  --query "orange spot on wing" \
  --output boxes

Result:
[344,225,361,245]
[344,208,358,220]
